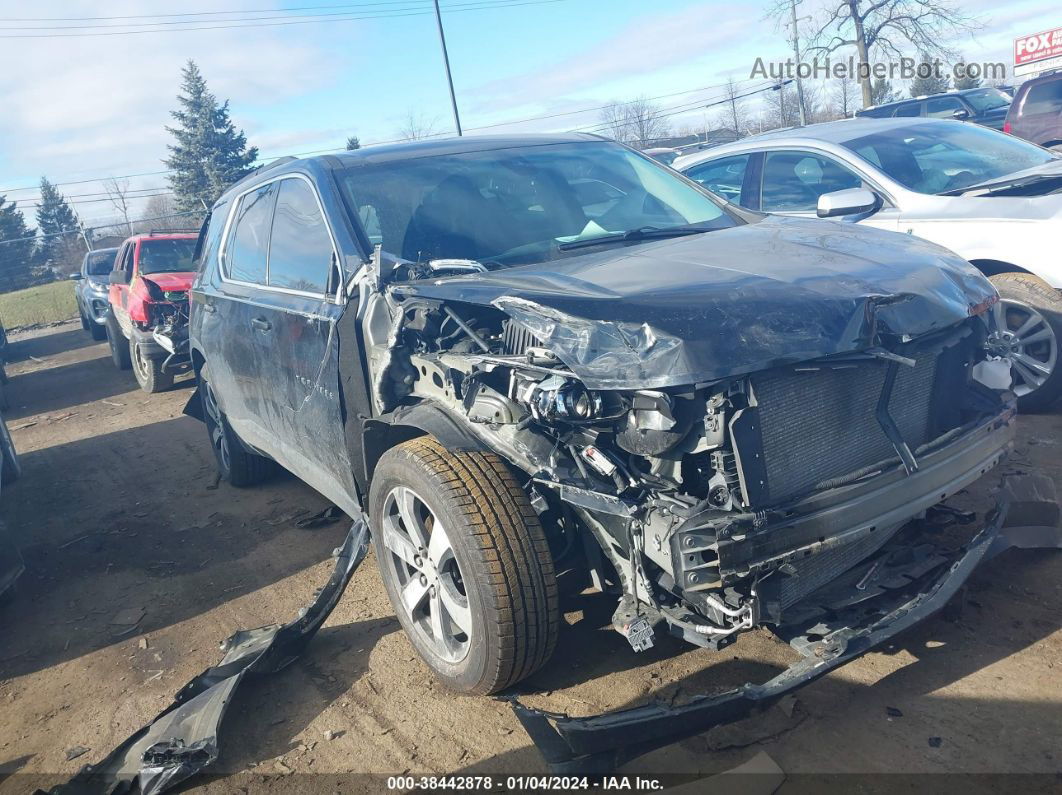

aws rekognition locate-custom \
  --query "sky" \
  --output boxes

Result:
[0,0,1056,226]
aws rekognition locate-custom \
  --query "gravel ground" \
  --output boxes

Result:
[0,321,1059,793]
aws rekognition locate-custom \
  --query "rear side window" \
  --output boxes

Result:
[684,155,751,204]
[227,183,277,284]
[1023,80,1062,115]
[268,179,333,294]
[893,103,922,118]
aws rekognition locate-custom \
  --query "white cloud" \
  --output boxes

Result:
[0,0,345,221]
[468,5,768,114]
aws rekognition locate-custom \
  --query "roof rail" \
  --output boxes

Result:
[223,155,300,197]
[148,228,197,235]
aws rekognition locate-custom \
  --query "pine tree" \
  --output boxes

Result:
[910,54,950,97]
[35,177,81,266]
[870,77,899,107]
[164,61,258,214]
[345,136,361,151]
[0,196,38,292]
[952,60,982,91]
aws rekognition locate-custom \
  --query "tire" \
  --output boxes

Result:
[0,384,8,413]
[90,321,107,341]
[106,316,131,371]
[369,437,559,694]
[988,272,1062,413]
[0,416,20,485]
[199,366,274,487]
[79,309,91,331]
[130,338,174,394]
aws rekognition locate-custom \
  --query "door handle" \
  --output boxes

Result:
[251,317,272,331]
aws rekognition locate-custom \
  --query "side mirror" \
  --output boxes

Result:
[69,272,82,280]
[108,270,129,286]
[952,108,970,120]
[817,188,882,219]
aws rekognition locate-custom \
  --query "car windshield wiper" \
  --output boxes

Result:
[940,170,1062,196]
[556,224,711,251]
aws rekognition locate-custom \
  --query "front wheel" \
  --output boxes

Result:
[106,317,131,371]
[988,272,1062,412]
[369,437,559,694]
[130,339,174,394]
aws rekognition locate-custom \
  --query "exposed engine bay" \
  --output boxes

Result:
[357,253,1017,654]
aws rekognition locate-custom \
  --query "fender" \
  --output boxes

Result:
[359,401,490,494]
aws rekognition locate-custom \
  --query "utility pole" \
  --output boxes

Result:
[787,0,808,126]
[77,220,93,252]
[433,0,463,136]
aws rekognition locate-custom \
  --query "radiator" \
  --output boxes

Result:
[747,353,939,506]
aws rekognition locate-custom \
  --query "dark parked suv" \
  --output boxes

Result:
[188,133,1027,757]
[857,87,1012,129]
[1005,71,1062,150]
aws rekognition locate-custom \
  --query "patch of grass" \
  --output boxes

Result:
[0,280,80,329]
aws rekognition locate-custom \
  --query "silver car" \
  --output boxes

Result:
[71,247,118,341]
[674,117,1062,410]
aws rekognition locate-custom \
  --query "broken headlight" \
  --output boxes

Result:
[516,375,602,422]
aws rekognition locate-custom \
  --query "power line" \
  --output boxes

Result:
[1,78,760,196]
[0,1,450,22]
[0,0,569,38]
[0,1,478,31]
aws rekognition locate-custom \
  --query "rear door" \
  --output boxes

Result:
[211,181,278,443]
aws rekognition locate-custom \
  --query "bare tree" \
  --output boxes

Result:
[763,81,801,130]
[624,97,671,146]
[599,102,633,143]
[398,110,439,141]
[830,77,860,118]
[597,97,670,146]
[718,77,748,136]
[103,178,134,236]
[134,193,181,233]
[787,0,981,109]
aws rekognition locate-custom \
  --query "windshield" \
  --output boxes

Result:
[138,238,197,274]
[841,122,1058,194]
[85,250,116,276]
[338,141,737,268]
[963,88,1011,112]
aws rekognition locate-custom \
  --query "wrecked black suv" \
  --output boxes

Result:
[188,134,1016,703]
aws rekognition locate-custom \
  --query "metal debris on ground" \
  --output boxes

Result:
[64,747,89,762]
[295,505,345,529]
[45,519,369,795]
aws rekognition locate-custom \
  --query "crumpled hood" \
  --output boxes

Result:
[397,215,996,390]
[140,272,194,293]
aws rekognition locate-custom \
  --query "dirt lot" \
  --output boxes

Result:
[1,321,1060,792]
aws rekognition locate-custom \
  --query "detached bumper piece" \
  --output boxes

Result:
[46,520,369,795]
[508,496,1062,775]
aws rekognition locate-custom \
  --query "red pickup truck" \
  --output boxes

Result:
[106,231,197,393]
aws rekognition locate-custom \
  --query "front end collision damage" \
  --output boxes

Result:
[505,492,1062,774]
[47,520,369,795]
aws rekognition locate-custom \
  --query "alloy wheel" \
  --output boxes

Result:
[380,485,471,664]
[201,380,231,472]
[990,299,1057,398]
